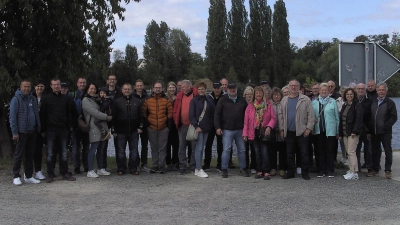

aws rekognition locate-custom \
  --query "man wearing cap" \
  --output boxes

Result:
[203,81,224,171]
[61,83,69,95]
[260,81,269,89]
[214,83,249,178]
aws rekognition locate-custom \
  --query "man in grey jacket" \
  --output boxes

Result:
[279,79,315,180]
[9,79,41,186]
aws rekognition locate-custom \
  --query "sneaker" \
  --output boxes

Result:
[264,173,271,180]
[222,169,228,178]
[327,172,334,178]
[97,169,110,176]
[216,167,222,172]
[344,172,359,180]
[385,171,392,179]
[240,169,250,177]
[13,177,22,186]
[367,170,378,177]
[179,169,186,175]
[270,169,277,176]
[194,169,199,176]
[117,171,126,175]
[317,173,325,178]
[343,170,351,176]
[62,172,76,181]
[279,170,285,177]
[24,177,41,184]
[87,170,99,178]
[74,167,81,174]
[141,164,151,172]
[296,167,302,175]
[159,169,165,174]
[46,174,55,183]
[251,169,257,174]
[101,131,111,141]
[196,169,208,178]
[35,171,46,180]
[255,172,263,179]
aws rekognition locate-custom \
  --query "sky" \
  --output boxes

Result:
[110,0,400,60]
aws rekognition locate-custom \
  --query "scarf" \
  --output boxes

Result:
[318,95,330,105]
[253,100,265,129]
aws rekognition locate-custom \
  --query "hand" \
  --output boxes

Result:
[12,135,19,142]
[264,127,271,136]
[195,127,202,133]
[351,133,356,138]
[338,136,342,140]
[107,116,112,121]
[216,128,223,136]
[280,130,284,140]
[113,133,117,137]
[243,136,248,142]
[137,129,143,134]
[336,134,339,139]
[303,129,310,137]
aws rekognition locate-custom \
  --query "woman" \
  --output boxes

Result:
[337,86,348,164]
[243,86,276,180]
[82,82,112,178]
[243,86,257,174]
[312,83,339,178]
[282,86,289,96]
[263,86,272,102]
[166,81,179,170]
[189,81,215,178]
[269,87,287,177]
[339,88,363,180]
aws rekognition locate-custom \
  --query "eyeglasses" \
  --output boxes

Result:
[328,86,334,88]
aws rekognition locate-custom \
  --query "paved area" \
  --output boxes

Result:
[1,152,400,224]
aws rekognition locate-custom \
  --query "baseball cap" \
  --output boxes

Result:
[227,83,237,89]
[213,81,222,88]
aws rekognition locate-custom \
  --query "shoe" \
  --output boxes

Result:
[202,165,210,171]
[150,167,160,173]
[296,167,301,174]
[159,169,165,174]
[251,169,257,174]
[302,175,311,180]
[327,173,334,178]
[179,169,186,175]
[196,169,208,178]
[344,170,351,176]
[191,168,195,174]
[255,172,263,179]
[228,162,236,169]
[117,171,126,175]
[367,170,378,177]
[62,172,76,181]
[240,169,250,177]
[24,177,41,184]
[141,164,151,172]
[131,171,140,175]
[216,167,222,172]
[13,177,22,186]
[101,131,111,141]
[264,173,271,180]
[361,163,366,169]
[222,170,228,178]
[270,169,277,176]
[34,171,46,180]
[97,169,110,176]
[46,174,55,183]
[74,167,81,174]
[87,170,99,178]
[385,171,392,179]
[317,173,325,178]
[344,172,359,180]
[282,174,295,179]
[279,170,285,177]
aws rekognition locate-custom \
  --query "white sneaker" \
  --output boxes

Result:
[24,177,41,184]
[87,170,99,178]
[196,169,208,178]
[97,169,110,176]
[344,172,359,180]
[13,177,22,186]
[194,169,199,176]
[35,171,46,180]
[343,170,351,176]
[251,169,257,174]
[297,167,302,174]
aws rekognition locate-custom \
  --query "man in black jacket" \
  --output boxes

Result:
[214,83,249,178]
[112,83,143,175]
[366,79,378,100]
[367,82,397,179]
[40,78,76,183]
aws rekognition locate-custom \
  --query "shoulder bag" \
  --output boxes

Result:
[186,101,207,141]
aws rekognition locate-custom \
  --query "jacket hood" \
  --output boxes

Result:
[133,89,148,98]
[14,89,31,97]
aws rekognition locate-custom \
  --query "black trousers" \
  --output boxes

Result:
[204,128,223,168]
[13,132,37,178]
[371,133,393,172]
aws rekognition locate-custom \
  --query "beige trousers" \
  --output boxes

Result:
[343,135,359,172]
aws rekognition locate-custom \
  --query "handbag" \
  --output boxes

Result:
[260,126,275,142]
[78,114,91,133]
[186,101,207,141]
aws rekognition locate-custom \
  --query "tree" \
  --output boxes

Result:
[316,43,339,82]
[272,0,291,87]
[205,0,228,81]
[227,0,248,83]
[125,44,138,80]
[165,28,192,82]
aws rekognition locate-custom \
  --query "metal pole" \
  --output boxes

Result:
[365,41,369,84]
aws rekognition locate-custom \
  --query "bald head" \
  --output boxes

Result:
[356,83,366,98]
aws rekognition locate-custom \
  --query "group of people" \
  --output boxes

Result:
[9,75,397,185]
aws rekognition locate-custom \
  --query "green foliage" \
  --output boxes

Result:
[226,66,239,84]
[386,73,400,97]
[316,43,339,82]
[125,44,139,80]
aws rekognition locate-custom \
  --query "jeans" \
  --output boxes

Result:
[115,132,139,173]
[221,129,246,170]
[285,131,309,176]
[194,131,208,170]
[371,133,393,172]
[253,138,269,173]
[71,128,90,170]
[13,132,37,178]
[88,141,105,171]
[46,128,69,176]
[356,130,372,169]
[178,125,195,170]
[317,132,336,174]
[147,127,169,169]
[204,128,223,168]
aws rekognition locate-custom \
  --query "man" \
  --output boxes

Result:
[355,83,372,171]
[366,79,378,100]
[143,81,173,174]
[132,79,150,172]
[177,80,182,93]
[214,83,249,178]
[40,78,76,182]
[220,78,228,94]
[112,83,143,175]
[173,80,198,174]
[279,79,314,180]
[61,82,69,95]
[327,80,341,99]
[260,80,269,88]
[10,79,41,185]
[203,81,224,171]
[311,83,320,101]
[367,82,397,179]
[70,77,90,174]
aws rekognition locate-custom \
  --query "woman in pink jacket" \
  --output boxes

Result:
[243,86,276,180]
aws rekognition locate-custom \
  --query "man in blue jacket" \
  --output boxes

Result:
[9,79,41,186]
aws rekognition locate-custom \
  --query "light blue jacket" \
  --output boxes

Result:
[312,98,339,136]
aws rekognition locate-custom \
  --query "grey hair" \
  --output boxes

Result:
[181,80,192,87]
[320,82,329,89]
[340,86,348,92]
[289,79,300,86]
[376,82,388,91]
